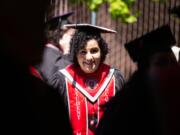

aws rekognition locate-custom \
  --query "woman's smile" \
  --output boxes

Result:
[77,39,101,74]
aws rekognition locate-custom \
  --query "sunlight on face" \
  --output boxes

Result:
[77,39,101,74]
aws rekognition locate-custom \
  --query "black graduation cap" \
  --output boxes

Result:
[46,12,73,30]
[169,5,180,18]
[125,25,176,63]
[64,23,117,34]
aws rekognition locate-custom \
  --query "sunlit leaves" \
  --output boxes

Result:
[107,0,137,23]
[109,1,129,15]
[87,0,104,11]
[69,0,168,24]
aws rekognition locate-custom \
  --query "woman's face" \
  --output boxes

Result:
[76,39,101,74]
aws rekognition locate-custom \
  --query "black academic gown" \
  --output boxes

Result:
[95,65,180,135]
[48,63,125,135]
[0,49,72,135]
[55,54,72,70]
[48,64,125,107]
[34,44,72,82]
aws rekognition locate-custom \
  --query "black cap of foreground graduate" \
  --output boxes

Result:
[125,25,176,64]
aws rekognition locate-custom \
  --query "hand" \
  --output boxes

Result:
[59,28,75,55]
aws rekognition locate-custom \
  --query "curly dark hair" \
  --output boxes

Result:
[70,30,109,66]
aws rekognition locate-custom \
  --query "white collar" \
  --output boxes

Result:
[171,45,180,61]
[46,43,59,51]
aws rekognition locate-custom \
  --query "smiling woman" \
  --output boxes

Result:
[76,39,101,74]
[48,23,125,135]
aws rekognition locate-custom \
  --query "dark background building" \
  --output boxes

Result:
[47,0,180,79]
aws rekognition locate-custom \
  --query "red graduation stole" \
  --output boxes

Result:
[29,66,43,80]
[60,64,115,135]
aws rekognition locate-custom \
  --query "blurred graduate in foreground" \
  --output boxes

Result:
[95,24,180,135]
[0,0,72,134]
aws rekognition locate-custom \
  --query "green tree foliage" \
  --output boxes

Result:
[107,0,137,23]
[69,0,167,24]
